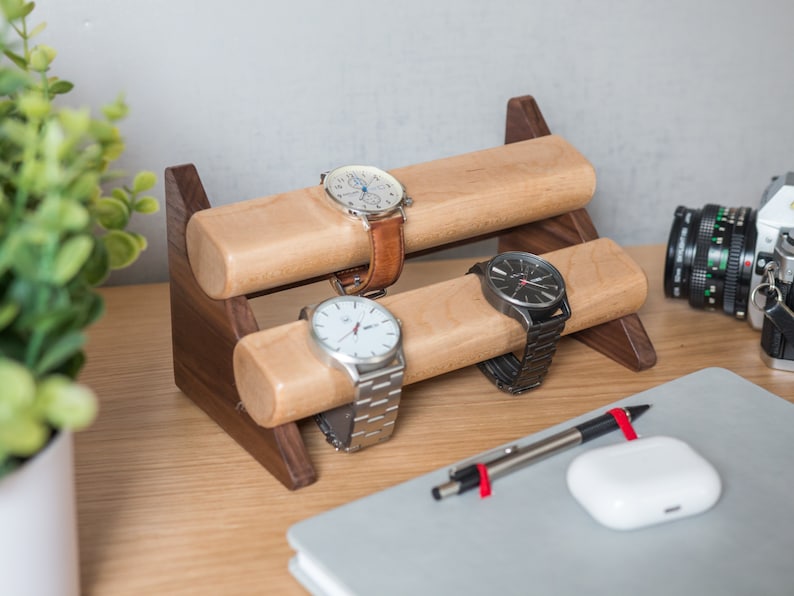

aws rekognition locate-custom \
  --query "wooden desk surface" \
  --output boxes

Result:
[77,245,793,595]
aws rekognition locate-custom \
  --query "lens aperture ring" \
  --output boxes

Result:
[689,205,720,309]
[724,223,746,316]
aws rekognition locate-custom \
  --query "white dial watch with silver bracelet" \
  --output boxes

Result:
[301,295,405,452]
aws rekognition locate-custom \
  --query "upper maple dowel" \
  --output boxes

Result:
[186,135,596,299]
[233,238,647,428]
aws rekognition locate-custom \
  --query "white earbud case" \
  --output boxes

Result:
[566,435,722,530]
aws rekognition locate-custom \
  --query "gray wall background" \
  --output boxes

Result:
[33,0,794,285]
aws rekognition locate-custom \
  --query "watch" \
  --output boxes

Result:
[468,251,571,394]
[321,165,411,298]
[301,295,405,452]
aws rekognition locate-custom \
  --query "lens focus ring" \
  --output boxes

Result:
[664,203,757,319]
[688,205,720,309]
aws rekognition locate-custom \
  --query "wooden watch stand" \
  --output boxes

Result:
[165,95,656,490]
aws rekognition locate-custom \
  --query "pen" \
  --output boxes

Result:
[431,404,651,500]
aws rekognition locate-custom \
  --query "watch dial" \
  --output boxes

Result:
[311,296,400,361]
[486,252,565,309]
[324,165,403,214]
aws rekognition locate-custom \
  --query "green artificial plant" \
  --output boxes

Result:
[0,1,158,477]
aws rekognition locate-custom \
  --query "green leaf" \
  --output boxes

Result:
[36,375,97,430]
[17,90,50,119]
[103,229,141,269]
[36,197,90,231]
[95,196,130,230]
[71,288,104,328]
[110,187,130,206]
[0,68,31,94]
[48,78,73,95]
[0,0,31,20]
[88,118,116,142]
[66,172,99,202]
[27,20,46,38]
[2,49,27,69]
[8,237,48,282]
[0,98,16,118]
[102,140,125,161]
[20,1,36,18]
[0,415,49,457]
[22,306,77,339]
[81,237,109,286]
[129,231,148,251]
[132,170,157,193]
[33,330,85,376]
[0,358,36,413]
[0,301,20,331]
[52,234,94,284]
[102,94,128,121]
[0,118,30,149]
[58,106,90,135]
[0,242,14,276]
[29,44,56,71]
[133,196,159,214]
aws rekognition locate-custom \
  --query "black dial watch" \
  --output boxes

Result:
[468,251,571,394]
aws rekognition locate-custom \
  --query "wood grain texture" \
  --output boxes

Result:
[499,209,657,371]
[166,164,316,489]
[186,135,596,299]
[500,95,656,371]
[233,238,647,427]
[75,245,794,596]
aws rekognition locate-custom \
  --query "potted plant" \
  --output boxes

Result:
[0,2,158,593]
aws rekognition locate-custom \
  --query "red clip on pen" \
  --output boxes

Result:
[431,405,650,500]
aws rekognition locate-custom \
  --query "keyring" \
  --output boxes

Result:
[751,282,782,311]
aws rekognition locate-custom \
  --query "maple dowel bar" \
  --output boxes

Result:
[187,135,595,299]
[233,238,646,427]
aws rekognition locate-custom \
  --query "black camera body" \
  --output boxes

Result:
[760,232,794,371]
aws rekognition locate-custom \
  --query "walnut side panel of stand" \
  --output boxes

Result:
[501,94,657,372]
[186,135,596,299]
[234,238,647,428]
[165,164,316,490]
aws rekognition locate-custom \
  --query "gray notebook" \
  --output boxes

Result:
[287,368,794,595]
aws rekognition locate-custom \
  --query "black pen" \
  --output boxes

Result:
[431,405,651,500]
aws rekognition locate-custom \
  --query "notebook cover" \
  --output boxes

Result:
[287,368,794,595]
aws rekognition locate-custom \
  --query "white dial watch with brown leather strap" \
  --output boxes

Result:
[321,165,411,298]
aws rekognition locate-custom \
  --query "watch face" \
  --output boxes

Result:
[485,251,566,310]
[309,295,401,367]
[323,165,404,215]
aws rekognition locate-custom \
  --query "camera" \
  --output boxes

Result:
[758,232,794,371]
[664,172,794,327]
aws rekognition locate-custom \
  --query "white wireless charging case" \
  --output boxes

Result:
[566,435,721,530]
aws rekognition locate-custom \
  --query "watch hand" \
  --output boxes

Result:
[523,280,552,290]
[350,175,367,191]
[337,322,361,343]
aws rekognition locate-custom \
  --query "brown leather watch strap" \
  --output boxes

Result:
[332,215,405,297]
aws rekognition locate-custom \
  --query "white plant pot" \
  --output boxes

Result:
[0,431,80,596]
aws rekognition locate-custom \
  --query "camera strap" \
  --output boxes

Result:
[751,264,794,343]
[762,299,794,343]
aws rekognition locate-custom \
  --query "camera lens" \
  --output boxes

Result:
[664,204,757,318]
